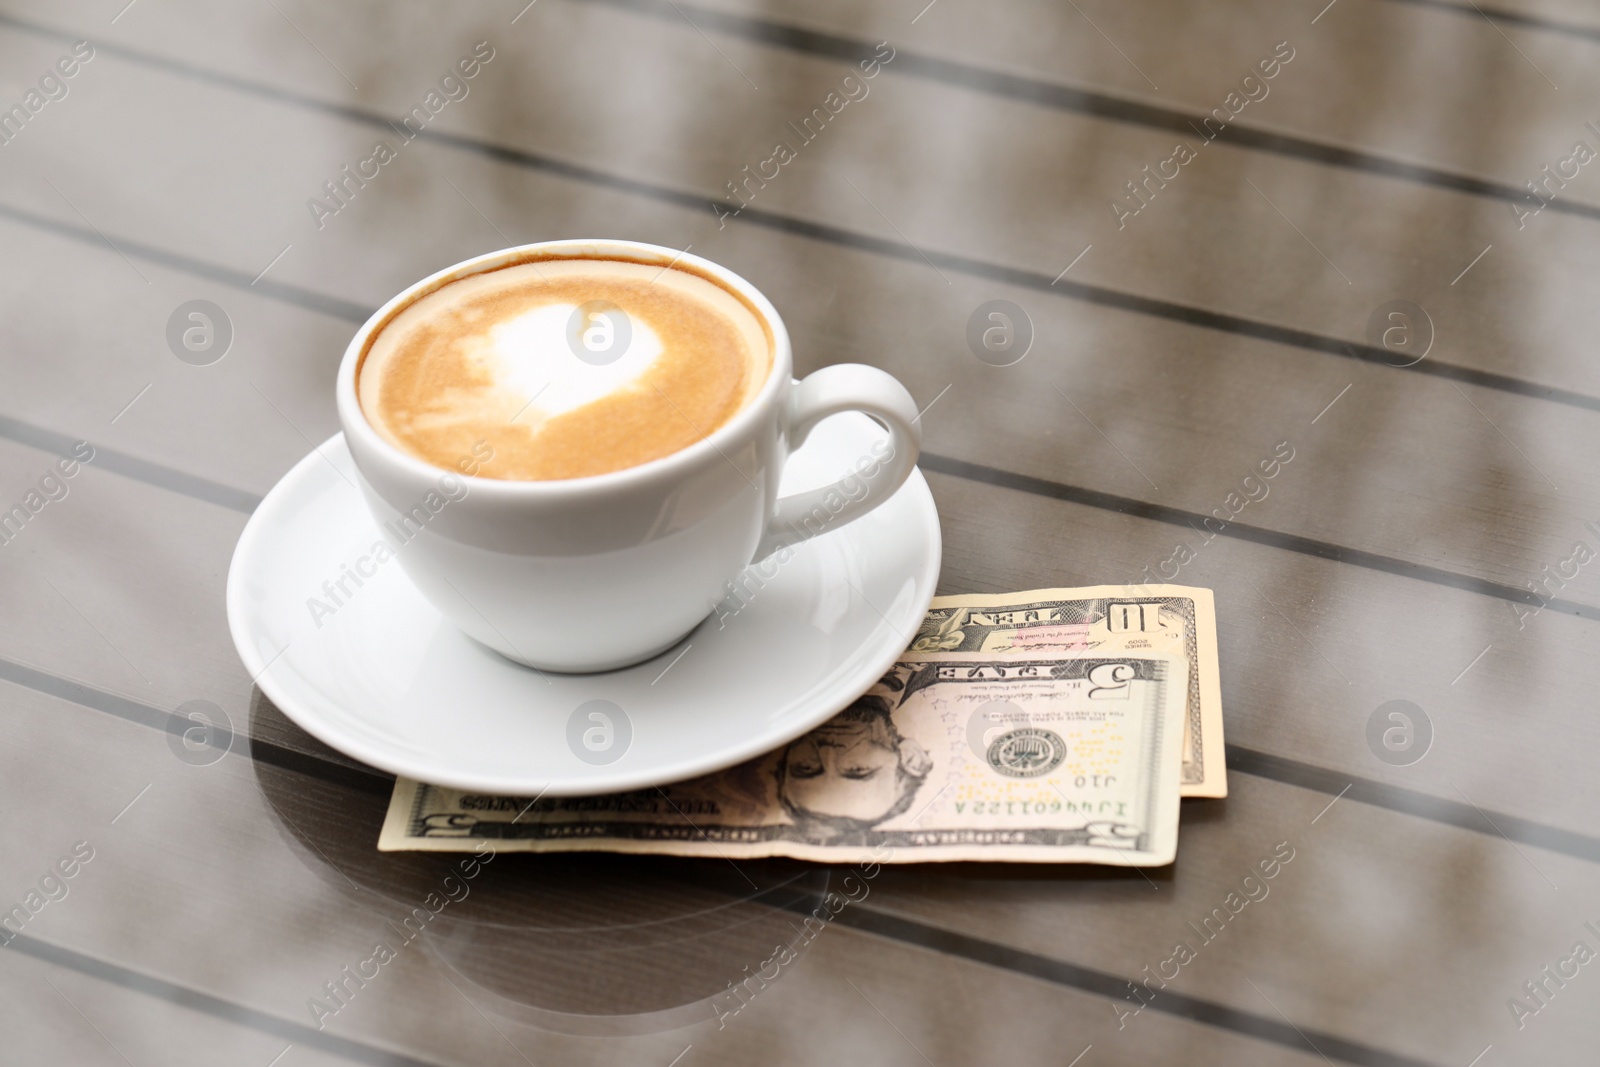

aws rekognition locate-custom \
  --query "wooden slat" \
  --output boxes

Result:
[1389,0,1600,37]
[861,766,1600,1065]
[0,958,369,1066]
[642,0,1600,195]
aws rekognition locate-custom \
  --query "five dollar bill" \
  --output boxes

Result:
[378,585,1223,864]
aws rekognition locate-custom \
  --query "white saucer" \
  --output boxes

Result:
[226,415,941,795]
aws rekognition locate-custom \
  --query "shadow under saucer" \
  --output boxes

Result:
[248,688,831,1035]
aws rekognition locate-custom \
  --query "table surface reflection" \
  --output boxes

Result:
[2,0,1597,1063]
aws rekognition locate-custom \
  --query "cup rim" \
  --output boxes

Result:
[335,238,793,498]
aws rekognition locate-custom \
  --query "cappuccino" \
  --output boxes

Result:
[358,257,771,481]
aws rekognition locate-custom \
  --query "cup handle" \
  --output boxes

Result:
[753,364,922,561]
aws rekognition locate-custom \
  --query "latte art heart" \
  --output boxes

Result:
[478,302,664,427]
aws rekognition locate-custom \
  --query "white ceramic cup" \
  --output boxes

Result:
[336,239,922,672]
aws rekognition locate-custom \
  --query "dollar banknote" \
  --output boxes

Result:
[910,586,1225,797]
[379,651,1188,864]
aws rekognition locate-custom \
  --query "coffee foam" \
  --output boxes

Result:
[358,258,772,481]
